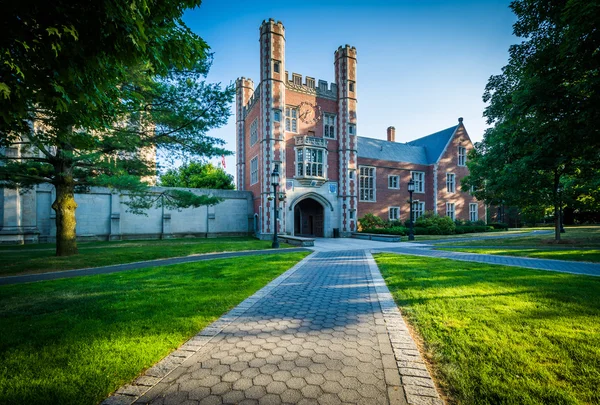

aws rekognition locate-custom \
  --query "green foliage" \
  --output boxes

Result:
[415,212,456,234]
[0,1,234,254]
[362,227,408,236]
[160,161,234,190]
[489,222,509,230]
[358,213,386,230]
[462,0,600,241]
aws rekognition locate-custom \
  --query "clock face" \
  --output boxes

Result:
[298,102,322,124]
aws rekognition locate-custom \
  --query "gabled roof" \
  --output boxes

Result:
[357,124,459,166]
[407,125,459,164]
[357,136,429,165]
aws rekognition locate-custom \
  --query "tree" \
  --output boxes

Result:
[160,161,235,190]
[0,1,234,256]
[462,0,600,241]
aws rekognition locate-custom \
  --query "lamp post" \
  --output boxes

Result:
[407,179,415,241]
[271,168,280,248]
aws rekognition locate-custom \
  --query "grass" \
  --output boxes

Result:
[0,252,309,405]
[437,248,600,263]
[0,237,291,277]
[375,253,600,405]
[437,226,600,248]
[404,230,523,242]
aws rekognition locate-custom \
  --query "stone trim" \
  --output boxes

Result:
[101,252,317,405]
[366,251,444,405]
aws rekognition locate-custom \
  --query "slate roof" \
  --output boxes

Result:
[357,124,458,165]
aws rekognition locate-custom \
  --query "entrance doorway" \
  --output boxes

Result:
[294,198,324,237]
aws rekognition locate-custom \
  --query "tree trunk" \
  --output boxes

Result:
[554,202,561,242]
[52,180,78,256]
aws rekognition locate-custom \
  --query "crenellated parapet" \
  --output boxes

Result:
[284,71,337,100]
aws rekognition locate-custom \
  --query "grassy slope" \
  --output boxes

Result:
[0,252,309,405]
[437,226,600,248]
[375,253,600,405]
[437,248,600,263]
[0,237,290,277]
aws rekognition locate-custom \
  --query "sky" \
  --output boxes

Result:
[182,0,518,176]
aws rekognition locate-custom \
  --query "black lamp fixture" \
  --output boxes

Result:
[271,168,280,248]
[407,179,415,241]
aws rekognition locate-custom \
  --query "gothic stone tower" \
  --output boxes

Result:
[236,19,358,238]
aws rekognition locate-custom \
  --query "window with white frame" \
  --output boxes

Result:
[469,203,478,221]
[412,201,425,222]
[285,106,298,132]
[446,173,456,193]
[273,109,281,122]
[273,60,280,73]
[389,207,400,221]
[411,171,425,193]
[348,124,356,135]
[359,166,375,201]
[296,147,325,177]
[349,210,355,220]
[446,202,455,220]
[458,146,466,166]
[323,114,336,139]
[250,119,258,146]
[349,81,355,92]
[250,156,258,185]
[388,175,399,189]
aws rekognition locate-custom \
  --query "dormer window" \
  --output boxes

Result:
[292,74,302,86]
[306,77,315,89]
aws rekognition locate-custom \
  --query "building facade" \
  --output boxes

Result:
[237,19,484,239]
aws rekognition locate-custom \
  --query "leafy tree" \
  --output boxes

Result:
[463,0,600,241]
[0,1,234,256]
[160,161,235,190]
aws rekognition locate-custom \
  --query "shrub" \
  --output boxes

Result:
[362,226,407,236]
[359,213,385,230]
[455,225,494,234]
[489,222,509,230]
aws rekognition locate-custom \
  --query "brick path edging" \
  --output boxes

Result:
[101,252,318,405]
[366,252,444,405]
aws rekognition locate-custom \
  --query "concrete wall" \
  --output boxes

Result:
[0,185,254,244]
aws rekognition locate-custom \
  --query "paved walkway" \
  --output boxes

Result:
[104,250,442,405]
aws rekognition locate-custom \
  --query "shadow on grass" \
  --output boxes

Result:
[0,252,309,405]
[375,253,600,405]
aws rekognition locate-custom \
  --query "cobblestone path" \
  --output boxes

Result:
[120,250,438,405]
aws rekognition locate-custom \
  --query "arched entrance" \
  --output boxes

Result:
[294,198,324,237]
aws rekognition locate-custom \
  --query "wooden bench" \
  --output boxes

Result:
[350,232,401,242]
[279,235,315,247]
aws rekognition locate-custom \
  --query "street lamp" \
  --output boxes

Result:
[407,179,415,241]
[271,168,280,248]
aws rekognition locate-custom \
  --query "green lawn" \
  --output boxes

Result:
[437,247,600,263]
[0,252,309,405]
[0,237,291,277]
[403,230,522,242]
[437,226,600,248]
[375,253,600,405]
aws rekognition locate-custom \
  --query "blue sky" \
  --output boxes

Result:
[183,0,517,175]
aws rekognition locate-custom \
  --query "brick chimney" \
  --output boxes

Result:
[387,126,396,142]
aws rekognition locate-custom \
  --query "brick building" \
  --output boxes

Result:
[236,19,483,239]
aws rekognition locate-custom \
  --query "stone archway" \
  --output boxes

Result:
[294,198,325,237]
